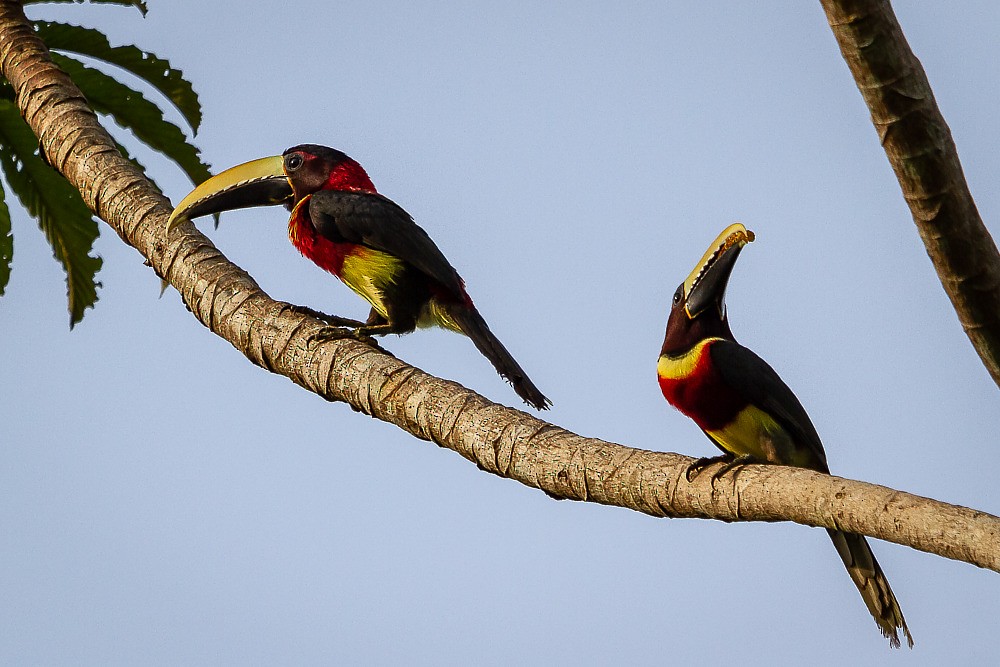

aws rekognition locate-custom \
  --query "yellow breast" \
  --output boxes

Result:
[340,247,405,319]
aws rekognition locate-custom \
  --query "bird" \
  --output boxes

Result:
[167,144,549,410]
[656,223,912,648]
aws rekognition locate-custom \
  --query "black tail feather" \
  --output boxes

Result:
[444,304,550,410]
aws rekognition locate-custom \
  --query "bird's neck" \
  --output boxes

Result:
[323,159,377,194]
[660,315,735,357]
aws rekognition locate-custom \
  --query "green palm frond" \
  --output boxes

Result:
[36,21,200,131]
[0,4,207,326]
[53,54,211,186]
[0,101,101,326]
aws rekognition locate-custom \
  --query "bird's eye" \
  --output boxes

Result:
[672,287,682,305]
[285,153,304,171]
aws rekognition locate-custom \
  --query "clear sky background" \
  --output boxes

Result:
[3,1,999,664]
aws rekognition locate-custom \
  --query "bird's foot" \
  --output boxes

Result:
[685,454,754,485]
[307,326,394,356]
[685,455,731,482]
[709,454,754,485]
[279,303,366,328]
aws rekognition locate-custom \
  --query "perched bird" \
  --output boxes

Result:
[167,144,549,410]
[656,223,912,648]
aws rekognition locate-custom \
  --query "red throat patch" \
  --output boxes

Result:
[658,340,748,431]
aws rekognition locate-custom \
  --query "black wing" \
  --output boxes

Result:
[307,190,466,296]
[710,339,829,472]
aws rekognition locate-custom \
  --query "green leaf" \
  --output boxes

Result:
[36,21,201,132]
[52,53,211,187]
[0,177,11,297]
[23,0,147,16]
[0,101,101,327]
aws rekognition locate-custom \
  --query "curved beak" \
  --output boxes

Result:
[166,155,293,233]
[682,222,755,319]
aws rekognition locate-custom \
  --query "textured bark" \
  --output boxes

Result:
[2,0,998,572]
[821,0,1000,387]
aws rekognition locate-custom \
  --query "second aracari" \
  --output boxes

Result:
[657,223,912,648]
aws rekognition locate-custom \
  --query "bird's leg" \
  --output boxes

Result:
[311,323,401,349]
[306,326,395,357]
[308,325,373,344]
[279,303,366,328]
[308,307,412,355]
[348,308,416,338]
[282,302,383,349]
[351,323,403,337]
[307,313,405,356]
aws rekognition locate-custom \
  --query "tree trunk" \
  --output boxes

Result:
[1,0,997,572]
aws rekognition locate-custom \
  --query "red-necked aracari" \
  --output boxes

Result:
[167,144,549,410]
[657,223,912,648]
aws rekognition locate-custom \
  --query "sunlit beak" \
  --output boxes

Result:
[682,222,754,319]
[166,155,292,233]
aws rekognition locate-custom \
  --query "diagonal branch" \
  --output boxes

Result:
[820,0,1000,387]
[1,0,997,573]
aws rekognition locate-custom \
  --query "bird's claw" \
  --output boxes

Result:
[307,326,394,356]
[685,455,727,482]
[279,303,365,328]
[685,454,753,486]
[308,326,351,346]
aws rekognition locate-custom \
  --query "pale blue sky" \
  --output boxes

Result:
[3,1,999,663]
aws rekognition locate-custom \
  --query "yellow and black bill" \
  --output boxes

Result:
[166,155,292,233]
[682,222,754,319]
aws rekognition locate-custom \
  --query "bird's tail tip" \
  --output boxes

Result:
[879,615,914,650]
[828,529,913,649]
[519,386,552,411]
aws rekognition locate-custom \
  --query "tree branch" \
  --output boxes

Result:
[1,0,997,573]
[820,0,1000,387]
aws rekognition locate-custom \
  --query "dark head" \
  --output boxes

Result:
[660,223,754,356]
[282,144,376,203]
[167,144,376,231]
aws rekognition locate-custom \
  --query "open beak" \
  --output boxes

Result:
[682,222,754,319]
[166,155,293,233]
